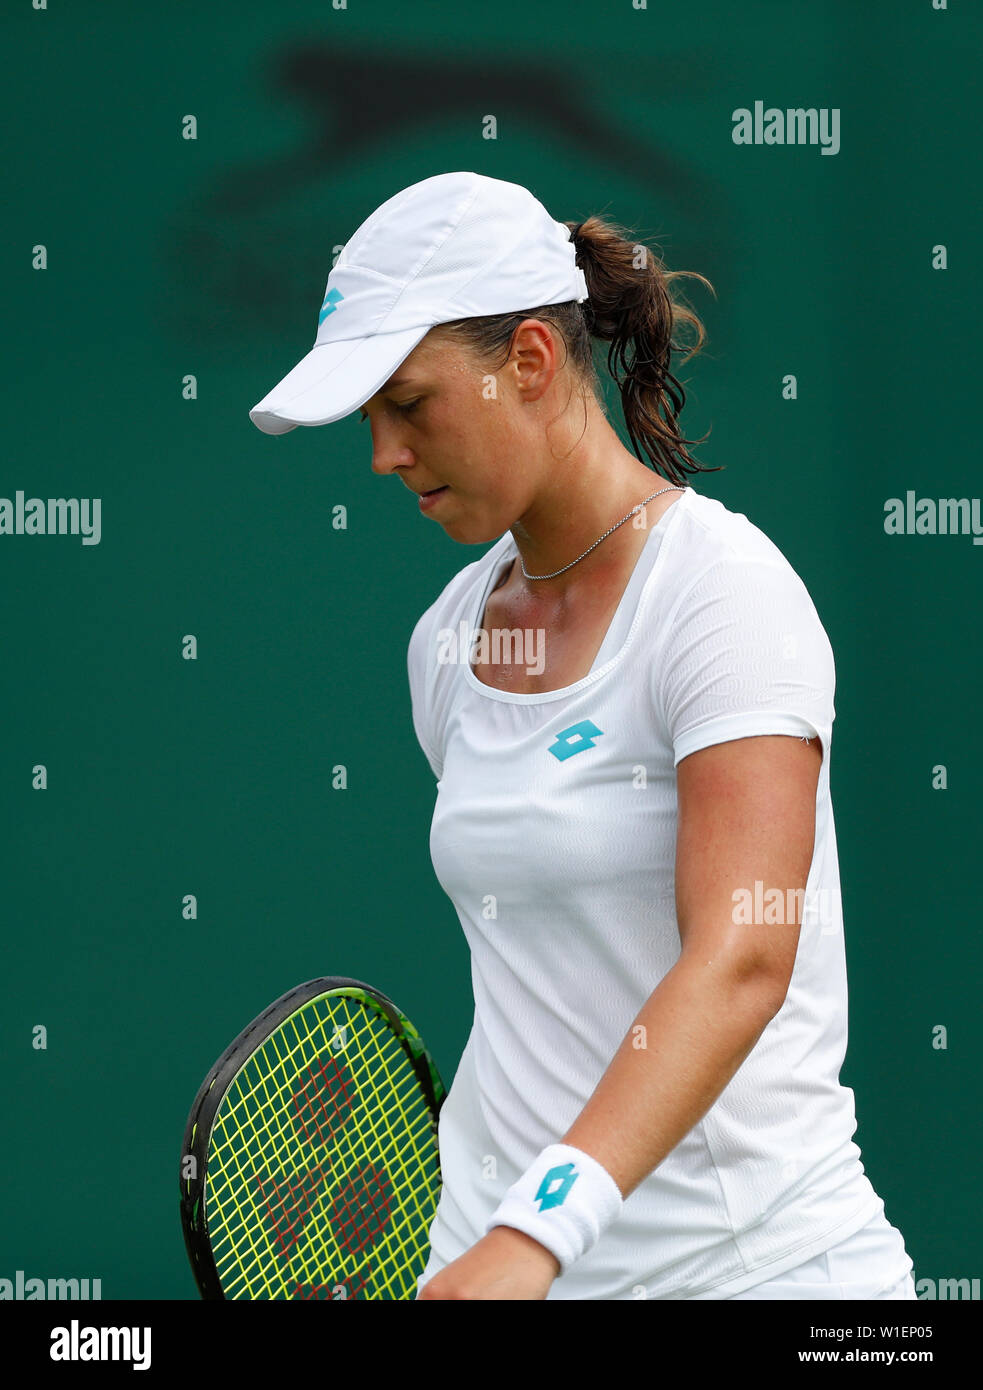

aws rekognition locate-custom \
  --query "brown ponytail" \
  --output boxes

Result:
[433,214,720,487]
[567,217,719,485]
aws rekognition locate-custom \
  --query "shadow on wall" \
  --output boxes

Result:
[160,39,731,344]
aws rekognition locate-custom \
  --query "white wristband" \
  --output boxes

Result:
[484,1143,624,1275]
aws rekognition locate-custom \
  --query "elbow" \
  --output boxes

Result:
[743,962,794,1023]
[688,949,794,1026]
[756,975,793,1023]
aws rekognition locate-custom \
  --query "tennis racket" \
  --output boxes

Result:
[179,976,447,1300]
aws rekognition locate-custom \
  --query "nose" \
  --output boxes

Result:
[368,423,415,479]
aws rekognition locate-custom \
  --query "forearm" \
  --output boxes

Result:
[562,954,783,1200]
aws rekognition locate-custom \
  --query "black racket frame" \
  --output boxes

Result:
[179,975,446,1300]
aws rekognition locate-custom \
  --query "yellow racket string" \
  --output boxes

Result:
[204,993,441,1299]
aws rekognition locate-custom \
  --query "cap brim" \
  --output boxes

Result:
[248,325,432,435]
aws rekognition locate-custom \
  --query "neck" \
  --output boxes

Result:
[509,412,680,591]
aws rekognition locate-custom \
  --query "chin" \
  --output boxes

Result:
[443,520,504,545]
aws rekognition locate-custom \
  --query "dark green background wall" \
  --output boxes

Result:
[2,0,979,1298]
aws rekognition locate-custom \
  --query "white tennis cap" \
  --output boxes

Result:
[248,171,589,435]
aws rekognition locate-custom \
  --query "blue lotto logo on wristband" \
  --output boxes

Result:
[536,1162,579,1210]
[485,1143,624,1275]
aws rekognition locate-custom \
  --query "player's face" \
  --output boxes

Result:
[360,326,559,544]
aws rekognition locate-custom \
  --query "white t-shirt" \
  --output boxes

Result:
[407,485,894,1299]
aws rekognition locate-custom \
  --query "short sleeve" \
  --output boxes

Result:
[407,607,443,781]
[655,557,835,769]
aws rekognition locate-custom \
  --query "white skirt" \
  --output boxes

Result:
[725,1206,917,1300]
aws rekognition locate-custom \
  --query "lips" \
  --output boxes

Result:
[418,485,450,512]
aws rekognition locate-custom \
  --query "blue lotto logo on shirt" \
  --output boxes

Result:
[535,1163,579,1211]
[318,287,344,325]
[548,720,604,760]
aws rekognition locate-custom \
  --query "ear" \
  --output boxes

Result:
[509,319,560,406]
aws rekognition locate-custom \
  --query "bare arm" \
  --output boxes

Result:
[562,733,822,1198]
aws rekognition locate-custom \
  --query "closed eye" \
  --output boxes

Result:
[359,399,422,423]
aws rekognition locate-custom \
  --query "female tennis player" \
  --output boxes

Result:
[249,171,917,1301]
